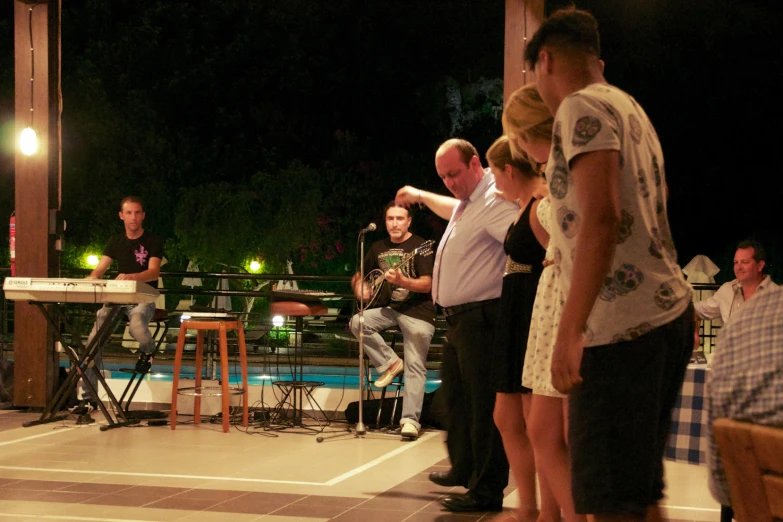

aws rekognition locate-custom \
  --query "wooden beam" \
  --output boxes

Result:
[14,0,61,407]
[504,0,545,104]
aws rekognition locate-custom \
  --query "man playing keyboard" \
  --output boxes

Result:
[75,196,163,412]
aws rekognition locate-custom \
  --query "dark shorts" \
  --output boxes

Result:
[569,304,694,517]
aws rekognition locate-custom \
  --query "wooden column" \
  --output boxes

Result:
[14,0,62,407]
[504,0,545,104]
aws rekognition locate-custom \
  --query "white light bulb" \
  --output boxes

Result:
[86,255,100,267]
[19,127,39,156]
[272,315,284,328]
[249,260,261,272]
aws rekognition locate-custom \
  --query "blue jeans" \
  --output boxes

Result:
[82,302,156,401]
[350,307,434,430]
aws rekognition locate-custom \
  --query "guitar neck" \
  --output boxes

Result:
[391,240,434,270]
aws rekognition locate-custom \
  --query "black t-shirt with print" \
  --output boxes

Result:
[103,231,164,289]
[363,234,436,324]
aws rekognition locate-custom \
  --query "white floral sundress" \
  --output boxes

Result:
[521,196,566,398]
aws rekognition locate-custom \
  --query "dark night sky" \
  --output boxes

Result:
[558,0,781,280]
[0,0,779,281]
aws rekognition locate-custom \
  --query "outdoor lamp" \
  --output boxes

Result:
[19,127,38,156]
[249,260,261,272]
[272,315,284,328]
[86,254,100,267]
[20,4,42,156]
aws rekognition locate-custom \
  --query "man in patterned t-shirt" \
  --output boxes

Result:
[75,196,164,413]
[349,202,435,441]
[525,8,694,522]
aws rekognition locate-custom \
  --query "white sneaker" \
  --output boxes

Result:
[68,399,95,415]
[401,423,418,440]
[374,359,403,388]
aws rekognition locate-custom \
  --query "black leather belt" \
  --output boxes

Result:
[441,298,500,318]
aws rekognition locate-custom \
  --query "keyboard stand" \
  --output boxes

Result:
[22,303,138,431]
[118,310,169,419]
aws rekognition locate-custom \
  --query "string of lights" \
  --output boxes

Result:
[19,4,38,156]
[522,0,528,83]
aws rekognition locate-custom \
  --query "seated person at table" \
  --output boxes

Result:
[349,202,435,441]
[694,239,777,324]
[707,285,783,511]
[75,196,163,412]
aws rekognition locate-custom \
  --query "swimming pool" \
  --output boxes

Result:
[61,361,443,393]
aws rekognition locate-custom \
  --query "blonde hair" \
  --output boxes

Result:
[502,83,554,155]
[486,136,538,179]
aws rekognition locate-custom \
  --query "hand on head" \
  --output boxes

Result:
[395,186,420,208]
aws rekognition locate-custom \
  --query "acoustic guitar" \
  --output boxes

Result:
[360,239,435,310]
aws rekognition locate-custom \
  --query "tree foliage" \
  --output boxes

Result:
[1,0,782,282]
[0,0,507,275]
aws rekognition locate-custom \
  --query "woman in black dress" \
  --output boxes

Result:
[486,136,557,522]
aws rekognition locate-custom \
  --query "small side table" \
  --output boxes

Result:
[269,301,328,431]
[170,317,249,432]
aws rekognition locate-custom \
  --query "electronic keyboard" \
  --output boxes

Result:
[2,277,159,304]
[273,289,336,303]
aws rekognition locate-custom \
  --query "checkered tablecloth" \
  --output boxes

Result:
[665,364,709,465]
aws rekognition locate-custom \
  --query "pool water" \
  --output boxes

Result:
[61,361,442,393]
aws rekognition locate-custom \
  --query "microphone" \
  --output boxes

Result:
[359,222,377,234]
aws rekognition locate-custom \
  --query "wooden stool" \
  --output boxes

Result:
[269,301,328,429]
[170,318,249,432]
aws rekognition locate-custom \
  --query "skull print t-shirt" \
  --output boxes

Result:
[103,231,164,289]
[545,83,692,346]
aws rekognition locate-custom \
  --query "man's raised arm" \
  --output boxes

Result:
[395,185,459,220]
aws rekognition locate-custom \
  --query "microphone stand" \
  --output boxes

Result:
[316,225,405,444]
[354,229,368,437]
[316,228,369,443]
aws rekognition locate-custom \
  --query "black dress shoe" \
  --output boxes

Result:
[428,470,460,487]
[440,492,502,513]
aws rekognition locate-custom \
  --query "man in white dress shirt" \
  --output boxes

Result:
[395,139,518,513]
[694,239,777,324]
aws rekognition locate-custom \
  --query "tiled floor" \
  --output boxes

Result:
[0,409,723,521]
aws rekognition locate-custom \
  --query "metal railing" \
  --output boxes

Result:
[0,268,358,364]
[0,269,722,367]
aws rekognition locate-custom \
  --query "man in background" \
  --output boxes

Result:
[74,196,163,413]
[695,239,777,324]
[707,285,783,514]
[349,202,435,441]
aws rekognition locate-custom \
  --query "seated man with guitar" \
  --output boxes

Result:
[350,201,436,440]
